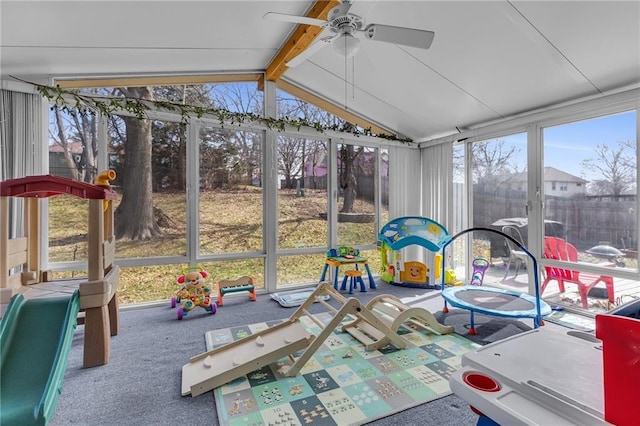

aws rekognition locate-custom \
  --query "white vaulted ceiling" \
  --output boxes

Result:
[1,1,639,141]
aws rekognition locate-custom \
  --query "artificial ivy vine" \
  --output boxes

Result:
[34,83,413,144]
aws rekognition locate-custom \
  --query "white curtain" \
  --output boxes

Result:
[0,88,44,180]
[0,87,45,238]
[421,141,454,228]
[388,144,421,219]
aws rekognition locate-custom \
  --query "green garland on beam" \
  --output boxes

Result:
[34,83,413,144]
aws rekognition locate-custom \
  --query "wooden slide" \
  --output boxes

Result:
[181,282,408,397]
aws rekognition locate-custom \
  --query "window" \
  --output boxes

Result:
[466,134,527,288]
[274,90,389,288]
[108,115,187,258]
[198,126,263,255]
[276,135,328,250]
[541,110,638,311]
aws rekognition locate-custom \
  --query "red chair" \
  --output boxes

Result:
[542,237,614,309]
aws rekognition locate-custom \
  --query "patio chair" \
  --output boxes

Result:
[501,225,528,279]
[542,237,615,309]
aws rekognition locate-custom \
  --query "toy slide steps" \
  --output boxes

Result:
[353,294,454,336]
[181,320,314,397]
[181,282,408,397]
[0,291,80,426]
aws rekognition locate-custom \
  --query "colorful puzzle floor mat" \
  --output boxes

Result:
[205,312,479,425]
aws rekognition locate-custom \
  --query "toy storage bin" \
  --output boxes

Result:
[595,313,640,426]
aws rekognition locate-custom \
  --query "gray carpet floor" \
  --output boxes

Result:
[47,284,530,425]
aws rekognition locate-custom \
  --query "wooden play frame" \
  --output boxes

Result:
[0,171,120,368]
[182,282,452,397]
[347,294,454,336]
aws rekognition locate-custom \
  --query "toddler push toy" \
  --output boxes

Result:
[171,266,217,320]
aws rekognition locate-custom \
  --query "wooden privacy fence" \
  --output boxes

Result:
[466,184,636,250]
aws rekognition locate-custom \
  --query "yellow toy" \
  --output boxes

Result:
[171,266,216,320]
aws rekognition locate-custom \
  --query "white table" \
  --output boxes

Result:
[449,326,611,425]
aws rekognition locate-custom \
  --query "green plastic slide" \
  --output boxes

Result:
[1,290,80,426]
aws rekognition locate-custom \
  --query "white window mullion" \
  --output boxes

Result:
[186,121,199,263]
[263,79,278,292]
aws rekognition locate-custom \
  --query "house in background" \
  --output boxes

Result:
[504,166,587,197]
[543,167,587,197]
[48,142,83,179]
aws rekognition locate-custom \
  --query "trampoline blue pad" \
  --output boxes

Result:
[442,285,551,319]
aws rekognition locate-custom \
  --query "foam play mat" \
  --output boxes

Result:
[205,312,479,425]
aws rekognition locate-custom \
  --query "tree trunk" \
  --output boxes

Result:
[339,144,358,213]
[114,87,161,240]
[71,112,98,183]
[54,107,79,181]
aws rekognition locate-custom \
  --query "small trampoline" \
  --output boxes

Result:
[441,228,552,334]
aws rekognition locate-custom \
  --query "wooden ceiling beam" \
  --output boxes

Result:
[55,73,262,89]
[276,79,393,137]
[264,0,339,83]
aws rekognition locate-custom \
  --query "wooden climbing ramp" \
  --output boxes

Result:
[348,294,454,336]
[181,282,407,397]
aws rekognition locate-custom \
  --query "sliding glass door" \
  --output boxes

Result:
[542,111,638,312]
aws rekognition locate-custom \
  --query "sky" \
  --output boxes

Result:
[544,111,637,180]
[500,110,637,181]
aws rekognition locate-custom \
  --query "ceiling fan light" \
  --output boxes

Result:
[333,33,360,58]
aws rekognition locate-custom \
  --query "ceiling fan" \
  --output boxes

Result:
[264,1,435,67]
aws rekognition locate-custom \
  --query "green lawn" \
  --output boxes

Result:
[48,189,384,304]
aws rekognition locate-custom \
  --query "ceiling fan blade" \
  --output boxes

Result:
[286,35,337,67]
[363,24,435,50]
[263,12,328,27]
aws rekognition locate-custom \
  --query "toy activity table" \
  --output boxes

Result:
[319,254,376,291]
[449,326,610,425]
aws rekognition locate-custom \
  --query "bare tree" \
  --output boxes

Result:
[471,139,520,182]
[50,107,99,183]
[278,135,305,189]
[582,140,636,197]
[207,83,263,186]
[276,95,370,213]
[339,143,363,213]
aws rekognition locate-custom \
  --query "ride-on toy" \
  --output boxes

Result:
[171,266,217,320]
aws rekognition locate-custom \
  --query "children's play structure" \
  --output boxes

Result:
[171,265,216,319]
[0,172,120,368]
[440,228,551,334]
[216,275,257,307]
[181,281,452,397]
[378,216,449,288]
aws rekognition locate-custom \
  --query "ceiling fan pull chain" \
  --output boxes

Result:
[344,50,348,110]
[352,55,356,100]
